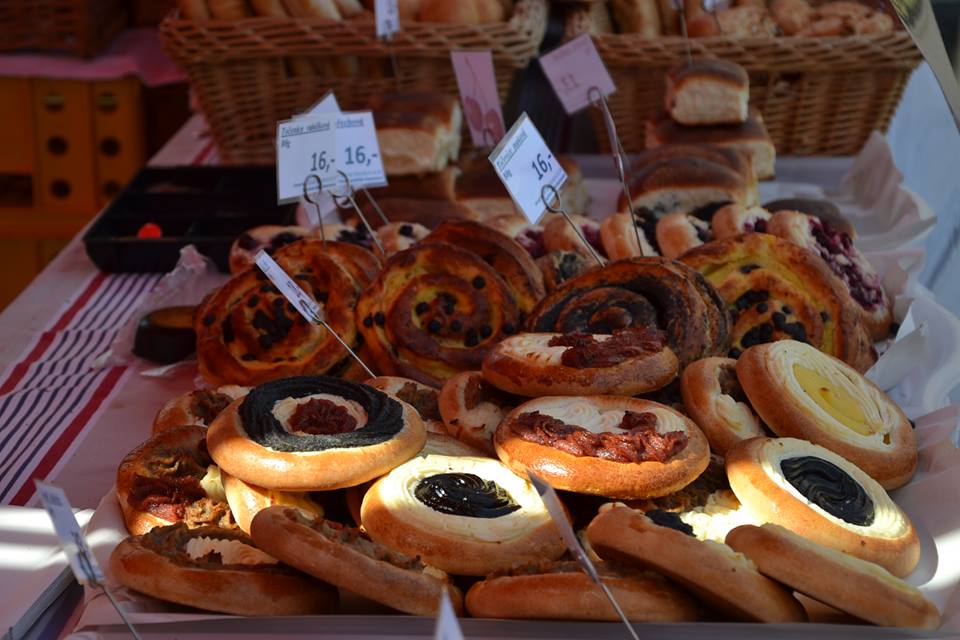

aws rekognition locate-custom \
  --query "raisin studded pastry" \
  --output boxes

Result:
[376,221,430,255]
[228,225,315,275]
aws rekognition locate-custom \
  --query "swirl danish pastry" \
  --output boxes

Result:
[438,371,518,454]
[360,454,566,575]
[196,241,377,386]
[250,506,463,615]
[680,357,765,455]
[152,385,249,435]
[680,232,874,371]
[736,340,916,489]
[482,328,678,397]
[365,376,446,434]
[495,396,710,499]
[206,376,426,491]
[725,437,920,576]
[356,243,523,386]
[110,523,337,616]
[526,257,730,366]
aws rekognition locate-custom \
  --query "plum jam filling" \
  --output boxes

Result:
[808,219,884,309]
[516,228,546,258]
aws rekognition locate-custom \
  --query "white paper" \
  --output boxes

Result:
[539,34,616,115]
[276,114,338,204]
[335,111,387,190]
[433,591,465,640]
[35,482,104,585]
[254,251,322,324]
[489,113,567,223]
[300,91,341,119]
[374,0,399,38]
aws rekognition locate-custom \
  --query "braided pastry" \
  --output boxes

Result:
[680,233,874,371]
[356,243,523,386]
[526,257,731,366]
[196,241,377,386]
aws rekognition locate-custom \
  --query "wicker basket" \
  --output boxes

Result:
[590,33,922,156]
[159,1,548,165]
[0,0,128,57]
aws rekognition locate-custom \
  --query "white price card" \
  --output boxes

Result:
[300,90,341,119]
[375,0,400,38]
[488,113,567,223]
[539,34,616,115]
[276,114,338,204]
[433,591,465,640]
[450,50,505,147]
[35,481,105,586]
[335,111,387,190]
[255,251,323,324]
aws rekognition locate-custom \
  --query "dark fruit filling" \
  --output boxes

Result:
[808,218,884,309]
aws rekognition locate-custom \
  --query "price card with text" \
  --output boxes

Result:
[539,34,616,115]
[335,111,387,190]
[489,113,566,223]
[255,251,323,324]
[276,114,338,204]
[451,50,505,147]
[375,0,399,38]
[35,481,105,585]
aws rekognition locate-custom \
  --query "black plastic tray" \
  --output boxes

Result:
[83,167,296,273]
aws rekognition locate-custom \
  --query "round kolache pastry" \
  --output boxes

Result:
[110,523,337,616]
[495,396,710,499]
[725,437,920,576]
[768,210,892,339]
[726,524,941,629]
[587,504,807,623]
[250,506,463,616]
[465,560,702,622]
[365,376,446,434]
[116,426,232,535]
[356,242,523,386]
[481,328,678,397]
[152,386,249,435]
[737,340,916,488]
[680,232,875,371]
[360,454,566,575]
[438,371,518,454]
[710,204,771,239]
[680,357,764,456]
[526,257,731,367]
[220,470,323,534]
[206,376,426,491]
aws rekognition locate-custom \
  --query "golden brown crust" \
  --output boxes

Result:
[599,213,659,260]
[680,357,764,455]
[541,214,605,260]
[587,505,807,622]
[152,386,249,435]
[495,396,710,499]
[688,6,778,36]
[710,203,771,239]
[364,376,446,434]
[347,198,479,231]
[769,0,814,34]
[726,524,941,629]
[536,251,599,293]
[725,437,920,576]
[437,371,516,454]
[618,156,748,216]
[221,471,323,534]
[656,213,712,260]
[666,59,749,126]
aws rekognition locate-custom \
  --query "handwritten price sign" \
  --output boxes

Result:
[335,112,387,190]
[539,34,616,115]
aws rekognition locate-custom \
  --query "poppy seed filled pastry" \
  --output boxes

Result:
[587,504,807,622]
[438,371,518,454]
[617,156,749,218]
[736,341,916,488]
[630,144,759,206]
[526,257,731,367]
[727,524,941,629]
[726,437,920,576]
[250,506,463,616]
[110,523,337,616]
[495,396,710,499]
[665,58,749,126]
[680,357,765,456]
[152,385,249,435]
[482,328,678,397]
[206,376,426,491]
[360,455,566,575]
[656,212,713,260]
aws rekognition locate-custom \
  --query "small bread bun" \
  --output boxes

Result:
[221,471,323,534]
[726,437,920,576]
[666,59,749,126]
[688,6,778,37]
[619,156,749,217]
[769,0,814,34]
[438,371,517,454]
[587,504,807,622]
[680,357,764,456]
[727,524,941,629]
[152,386,249,435]
[656,212,713,260]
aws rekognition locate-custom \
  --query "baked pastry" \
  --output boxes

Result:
[495,396,710,498]
[610,0,662,36]
[688,6,778,37]
[250,506,463,615]
[482,328,679,397]
[220,470,323,534]
[197,241,377,386]
[710,203,771,239]
[656,212,713,259]
[206,376,426,490]
[618,156,749,218]
[680,357,764,455]
[369,92,462,176]
[768,210,891,339]
[424,220,546,314]
[736,340,916,488]
[110,523,337,616]
[535,251,598,293]
[366,167,459,202]
[798,15,847,35]
[116,426,232,535]
[526,257,731,367]
[599,212,659,259]
[587,504,807,622]
[365,376,446,434]
[418,0,507,23]
[421,431,488,457]
[726,437,920,576]
[376,221,430,255]
[631,144,759,206]
[229,225,315,275]
[541,214,606,261]
[487,214,546,258]
[763,197,854,236]
[152,386,249,435]
[646,110,777,180]
[769,0,814,34]
[208,0,253,18]
[345,198,479,232]
[360,454,565,575]
[665,59,749,126]
[466,560,701,621]
[727,524,941,629]
[438,371,518,454]
[355,243,523,386]
[680,232,875,371]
